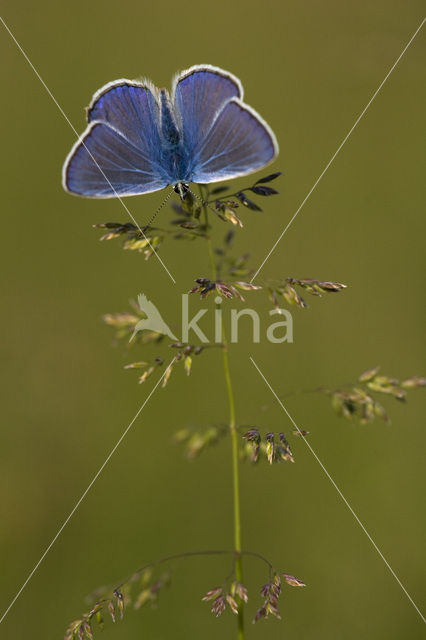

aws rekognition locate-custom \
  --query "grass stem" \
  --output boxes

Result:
[200,187,244,639]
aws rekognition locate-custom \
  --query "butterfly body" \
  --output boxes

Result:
[63,65,278,198]
[158,89,192,185]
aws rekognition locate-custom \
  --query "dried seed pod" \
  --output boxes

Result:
[253,606,267,623]
[236,192,262,211]
[278,433,294,462]
[226,594,239,614]
[202,587,223,601]
[266,602,281,619]
[265,432,275,464]
[243,428,261,443]
[359,366,380,382]
[282,573,306,587]
[107,600,116,623]
[250,185,279,196]
[113,590,124,619]
[211,595,226,617]
[139,366,155,384]
[124,361,149,370]
[292,429,310,437]
[184,355,192,376]
[83,621,94,640]
[255,171,282,184]
[234,582,248,603]
[233,281,262,291]
[401,376,426,388]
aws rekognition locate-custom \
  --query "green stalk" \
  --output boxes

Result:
[200,189,244,639]
[222,332,244,639]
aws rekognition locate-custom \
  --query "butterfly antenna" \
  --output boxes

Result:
[145,189,174,227]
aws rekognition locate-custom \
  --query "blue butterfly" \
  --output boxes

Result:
[62,64,279,199]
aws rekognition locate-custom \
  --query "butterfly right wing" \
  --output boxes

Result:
[172,65,242,161]
[189,97,278,183]
[63,81,170,197]
[173,66,278,184]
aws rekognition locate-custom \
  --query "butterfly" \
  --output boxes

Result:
[62,64,278,200]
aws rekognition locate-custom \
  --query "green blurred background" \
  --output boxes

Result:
[1,1,425,638]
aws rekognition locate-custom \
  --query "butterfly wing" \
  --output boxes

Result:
[63,80,170,197]
[87,80,162,152]
[190,97,278,183]
[173,65,242,159]
[173,66,278,184]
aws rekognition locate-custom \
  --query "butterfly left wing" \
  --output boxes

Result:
[63,121,170,197]
[63,80,170,197]
[189,97,278,184]
[87,80,162,154]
